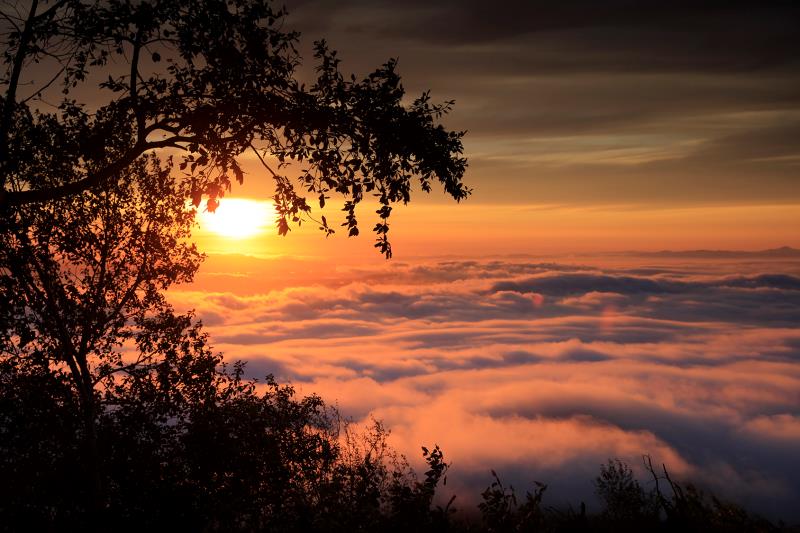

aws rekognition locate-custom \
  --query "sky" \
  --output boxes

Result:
[176,0,799,520]
[217,0,800,254]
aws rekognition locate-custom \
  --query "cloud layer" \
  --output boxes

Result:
[172,254,800,519]
[281,1,800,206]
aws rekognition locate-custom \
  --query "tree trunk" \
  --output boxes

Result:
[78,368,104,531]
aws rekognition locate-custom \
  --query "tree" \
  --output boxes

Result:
[0,151,350,529]
[0,2,467,526]
[0,0,469,257]
[0,154,203,521]
[0,148,458,531]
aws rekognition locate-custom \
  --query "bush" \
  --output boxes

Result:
[0,356,794,532]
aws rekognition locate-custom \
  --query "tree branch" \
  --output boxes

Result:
[31,0,69,24]
[130,28,145,142]
[0,10,22,33]
[1,141,145,207]
[0,0,38,188]
[249,142,278,177]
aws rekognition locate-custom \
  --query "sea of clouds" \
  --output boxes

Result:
[171,254,800,520]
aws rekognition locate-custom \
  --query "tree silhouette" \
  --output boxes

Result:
[0,5,467,519]
[0,1,469,526]
[0,0,468,257]
[0,154,202,522]
[0,150,441,529]
[595,458,659,527]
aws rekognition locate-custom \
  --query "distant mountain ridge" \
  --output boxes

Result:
[633,246,800,258]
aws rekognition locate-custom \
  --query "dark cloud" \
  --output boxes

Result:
[283,1,800,205]
[289,1,800,63]
[199,263,800,346]
[239,357,304,382]
[216,320,382,344]
[724,274,800,291]
[493,274,676,296]
[560,347,612,362]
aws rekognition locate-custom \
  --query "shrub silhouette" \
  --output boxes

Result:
[2,357,796,532]
[594,458,660,530]
[641,456,782,533]
[0,349,442,531]
[478,470,547,533]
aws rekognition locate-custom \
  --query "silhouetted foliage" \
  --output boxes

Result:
[0,345,432,531]
[478,470,548,533]
[594,458,659,529]
[0,153,203,526]
[6,358,796,533]
[2,340,467,532]
[640,455,782,533]
[0,0,469,257]
[384,444,455,533]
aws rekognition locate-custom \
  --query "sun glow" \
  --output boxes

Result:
[197,198,274,239]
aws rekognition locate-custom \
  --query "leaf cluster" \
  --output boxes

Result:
[1,154,201,416]
[1,0,469,257]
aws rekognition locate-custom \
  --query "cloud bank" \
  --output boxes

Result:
[172,255,800,519]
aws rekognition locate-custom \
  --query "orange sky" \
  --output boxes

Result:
[194,191,799,260]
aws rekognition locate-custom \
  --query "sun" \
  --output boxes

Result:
[196,198,274,239]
